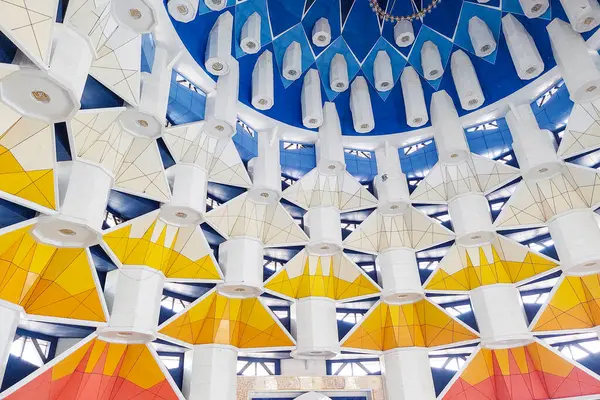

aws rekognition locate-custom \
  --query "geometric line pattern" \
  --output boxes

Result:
[263,249,381,301]
[411,154,519,203]
[425,235,558,291]
[163,123,252,188]
[282,169,378,212]
[560,101,600,159]
[3,335,181,400]
[0,0,58,67]
[0,104,56,211]
[158,289,295,350]
[495,164,600,228]
[343,206,454,254]
[532,274,600,333]
[204,192,308,247]
[441,341,600,400]
[65,0,141,105]
[102,210,222,281]
[341,299,479,352]
[0,223,107,323]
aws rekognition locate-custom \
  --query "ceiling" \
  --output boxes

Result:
[167,0,598,136]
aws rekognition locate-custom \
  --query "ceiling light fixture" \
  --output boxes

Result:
[368,0,442,22]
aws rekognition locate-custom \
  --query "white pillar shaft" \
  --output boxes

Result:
[160,164,208,226]
[184,345,238,400]
[241,12,261,54]
[100,267,166,344]
[469,16,496,58]
[470,284,533,348]
[547,18,600,103]
[559,0,600,33]
[205,58,239,139]
[139,45,174,125]
[330,54,349,92]
[301,69,323,129]
[374,144,411,210]
[421,41,443,81]
[51,24,93,102]
[0,302,21,386]
[506,104,561,180]
[430,91,470,163]
[548,209,600,275]
[401,66,428,127]
[248,129,281,202]
[167,0,199,23]
[251,50,274,110]
[283,42,302,81]
[292,297,340,359]
[350,76,374,133]
[451,50,485,111]
[377,248,424,304]
[218,237,264,297]
[448,193,495,246]
[374,51,393,91]
[32,160,112,248]
[304,206,343,256]
[316,102,345,174]
[502,14,544,80]
[382,348,436,400]
[205,11,233,76]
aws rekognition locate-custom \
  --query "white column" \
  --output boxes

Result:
[502,14,544,80]
[559,0,600,33]
[99,267,166,344]
[548,209,600,274]
[448,193,495,246]
[316,102,345,175]
[2,24,92,122]
[218,237,264,297]
[506,104,561,180]
[470,284,533,348]
[283,42,302,81]
[248,128,281,203]
[292,297,340,359]
[251,50,274,111]
[241,12,261,54]
[184,345,238,400]
[205,11,233,76]
[159,163,208,226]
[451,50,485,111]
[374,143,411,212]
[374,51,393,91]
[468,16,496,58]
[33,160,113,248]
[167,0,199,23]
[301,69,323,129]
[421,41,443,81]
[382,348,436,400]
[0,301,21,386]
[119,44,176,139]
[304,207,342,256]
[547,18,600,102]
[330,54,349,92]
[281,358,326,376]
[350,76,374,133]
[401,67,428,127]
[377,248,424,304]
[204,58,239,139]
[430,91,470,163]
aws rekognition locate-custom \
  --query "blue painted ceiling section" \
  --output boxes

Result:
[167,0,595,136]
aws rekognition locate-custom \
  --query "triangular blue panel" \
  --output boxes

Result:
[407,25,453,90]
[361,37,407,101]
[342,0,381,62]
[503,0,552,20]
[234,0,272,59]
[272,24,315,88]
[315,36,361,101]
[267,0,305,37]
[198,0,236,16]
[302,0,342,57]
[453,1,502,64]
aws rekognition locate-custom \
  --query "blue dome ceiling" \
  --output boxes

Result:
[168,0,599,136]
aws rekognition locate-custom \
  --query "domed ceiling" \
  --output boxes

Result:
[167,0,600,136]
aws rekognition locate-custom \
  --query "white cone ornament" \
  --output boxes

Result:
[350,76,375,133]
[205,0,226,11]
[395,20,415,47]
[547,18,600,102]
[502,14,544,80]
[518,0,549,19]
[167,0,199,23]
[330,53,349,92]
[559,0,600,32]
[451,50,485,111]
[241,12,261,54]
[374,51,394,91]
[401,66,428,127]
[421,40,444,80]
[205,11,233,76]
[283,41,302,81]
[302,69,324,128]
[252,50,274,110]
[312,17,332,47]
[469,16,497,57]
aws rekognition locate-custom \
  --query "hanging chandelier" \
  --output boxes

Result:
[368,0,442,22]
